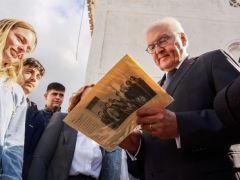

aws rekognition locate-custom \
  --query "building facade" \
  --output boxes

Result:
[86,0,240,83]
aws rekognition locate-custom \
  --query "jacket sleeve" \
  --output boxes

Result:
[2,92,27,180]
[126,137,145,179]
[214,76,240,127]
[28,113,66,180]
[176,50,240,150]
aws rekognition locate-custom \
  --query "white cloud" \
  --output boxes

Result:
[1,0,92,111]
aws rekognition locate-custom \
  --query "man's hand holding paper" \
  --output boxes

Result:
[137,107,178,139]
[64,54,173,151]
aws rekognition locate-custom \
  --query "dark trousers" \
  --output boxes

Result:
[68,173,96,180]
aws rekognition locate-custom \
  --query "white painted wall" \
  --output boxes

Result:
[85,0,240,83]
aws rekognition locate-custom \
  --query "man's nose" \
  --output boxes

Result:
[154,44,164,54]
[30,75,37,82]
[56,94,62,99]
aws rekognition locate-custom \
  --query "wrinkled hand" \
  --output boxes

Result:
[137,107,179,139]
[119,127,141,154]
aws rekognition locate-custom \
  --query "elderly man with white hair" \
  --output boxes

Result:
[120,17,240,180]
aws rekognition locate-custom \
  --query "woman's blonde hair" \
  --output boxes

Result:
[0,19,37,83]
[68,84,95,112]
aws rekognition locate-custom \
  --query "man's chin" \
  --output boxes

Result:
[160,61,173,71]
[23,87,33,94]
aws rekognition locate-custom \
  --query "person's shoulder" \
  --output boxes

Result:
[194,49,234,66]
[51,112,68,123]
[198,49,225,58]
[39,108,51,118]
[28,99,38,109]
[52,112,67,118]
[198,49,235,61]
[12,82,25,96]
[26,100,39,119]
[47,112,67,128]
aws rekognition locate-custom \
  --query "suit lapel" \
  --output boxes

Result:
[166,57,196,95]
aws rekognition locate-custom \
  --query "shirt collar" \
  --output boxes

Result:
[176,53,188,70]
[166,53,188,74]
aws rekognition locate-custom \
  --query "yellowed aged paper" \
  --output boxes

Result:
[64,54,173,151]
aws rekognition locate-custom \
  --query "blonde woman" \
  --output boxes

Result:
[0,19,37,179]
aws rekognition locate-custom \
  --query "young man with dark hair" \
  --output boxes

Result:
[18,57,45,97]
[22,81,65,180]
[42,82,65,121]
[17,57,45,180]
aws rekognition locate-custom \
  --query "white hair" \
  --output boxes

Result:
[145,17,188,49]
[146,17,184,34]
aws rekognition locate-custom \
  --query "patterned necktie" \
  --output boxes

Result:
[162,69,177,90]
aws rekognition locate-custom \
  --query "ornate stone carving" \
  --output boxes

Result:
[229,0,240,7]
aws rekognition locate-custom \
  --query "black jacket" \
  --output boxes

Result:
[23,105,60,180]
[129,49,240,180]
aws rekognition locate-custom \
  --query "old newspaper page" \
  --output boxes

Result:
[64,54,173,151]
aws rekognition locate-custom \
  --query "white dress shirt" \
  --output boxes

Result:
[69,131,102,178]
[69,131,129,179]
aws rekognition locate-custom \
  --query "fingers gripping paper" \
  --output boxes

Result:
[64,55,173,151]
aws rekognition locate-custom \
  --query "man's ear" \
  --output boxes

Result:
[180,32,187,47]
[44,92,48,100]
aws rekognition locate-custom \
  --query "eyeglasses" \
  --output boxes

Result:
[145,35,171,54]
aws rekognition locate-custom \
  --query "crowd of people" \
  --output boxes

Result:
[0,16,239,180]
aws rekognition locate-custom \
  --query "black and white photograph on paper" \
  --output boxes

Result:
[86,75,157,129]
[64,54,173,150]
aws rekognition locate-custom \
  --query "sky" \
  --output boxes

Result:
[0,0,92,111]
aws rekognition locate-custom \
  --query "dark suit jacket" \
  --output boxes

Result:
[214,75,240,127]
[128,49,240,180]
[28,112,122,180]
[23,104,47,180]
[28,113,76,180]
[23,106,61,179]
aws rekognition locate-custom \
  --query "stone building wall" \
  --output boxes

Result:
[86,0,240,83]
